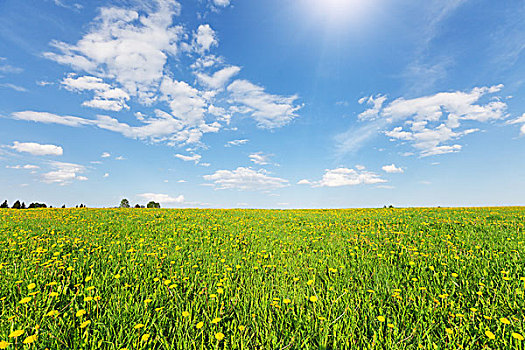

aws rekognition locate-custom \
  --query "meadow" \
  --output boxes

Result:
[0,207,524,349]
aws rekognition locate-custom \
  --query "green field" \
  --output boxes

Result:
[1,208,524,349]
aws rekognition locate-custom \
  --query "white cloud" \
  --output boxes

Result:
[196,66,241,90]
[303,167,386,187]
[297,179,311,185]
[0,58,23,74]
[101,152,111,158]
[175,153,201,163]
[11,141,63,156]
[159,77,208,126]
[193,24,218,54]
[382,164,404,173]
[10,111,92,127]
[249,152,271,165]
[0,83,27,92]
[227,79,302,128]
[204,167,289,190]
[42,161,87,184]
[340,85,507,157]
[137,193,184,203]
[225,139,249,147]
[103,173,109,178]
[44,1,182,103]
[212,0,231,7]
[508,113,525,135]
[62,74,130,111]
[6,164,40,170]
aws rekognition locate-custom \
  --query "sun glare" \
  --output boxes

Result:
[302,0,378,30]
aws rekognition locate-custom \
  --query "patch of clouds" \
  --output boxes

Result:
[137,193,184,203]
[382,164,404,173]
[10,111,92,127]
[227,79,302,128]
[225,139,248,147]
[101,152,111,158]
[508,113,525,135]
[42,161,87,184]
[339,85,508,157]
[204,167,289,190]
[44,0,182,104]
[249,152,272,165]
[62,75,130,111]
[6,164,40,170]
[0,83,27,92]
[196,66,241,90]
[301,167,387,187]
[10,141,63,156]
[175,153,201,164]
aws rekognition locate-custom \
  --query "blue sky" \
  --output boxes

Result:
[0,0,524,208]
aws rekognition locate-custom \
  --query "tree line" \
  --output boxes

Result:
[0,199,162,209]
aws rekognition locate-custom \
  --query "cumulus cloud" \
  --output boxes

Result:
[382,164,404,173]
[192,24,218,54]
[42,161,87,184]
[227,79,302,128]
[11,141,63,156]
[44,0,182,103]
[204,167,288,190]
[339,85,508,157]
[301,167,386,187]
[101,152,111,158]
[137,193,184,203]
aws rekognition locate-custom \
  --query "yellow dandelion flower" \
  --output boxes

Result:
[215,332,225,341]
[45,310,58,317]
[211,317,221,324]
[9,330,24,338]
[307,280,314,286]
[114,274,120,279]
[84,296,93,302]
[144,299,152,304]
[387,323,395,329]
[283,298,291,304]
[49,292,59,297]
[182,311,190,317]
[80,320,91,329]
[238,325,245,331]
[0,341,9,349]
[196,322,204,329]
[141,334,150,342]
[445,328,453,335]
[377,316,385,322]
[19,297,31,304]
[85,276,92,282]
[500,317,511,325]
[485,330,495,340]
[27,283,36,290]
[309,296,318,302]
[293,278,299,282]
[76,309,86,317]
[512,333,524,341]
[134,323,145,329]
[217,288,224,294]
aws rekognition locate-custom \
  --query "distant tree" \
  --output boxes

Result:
[147,201,160,209]
[0,200,8,208]
[134,204,141,208]
[119,199,131,208]
[28,203,47,209]
[12,200,21,209]
[21,202,26,209]
[75,205,78,208]
[61,205,66,208]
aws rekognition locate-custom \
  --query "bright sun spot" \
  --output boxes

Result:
[302,0,378,30]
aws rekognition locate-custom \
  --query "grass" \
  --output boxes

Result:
[0,207,524,349]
